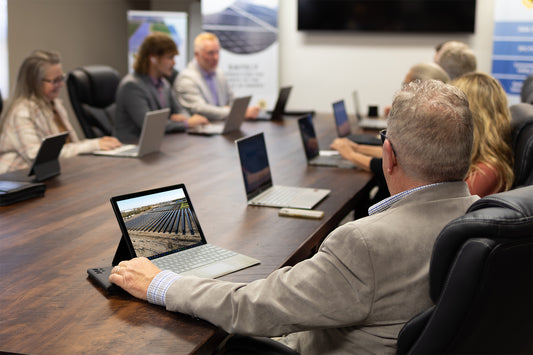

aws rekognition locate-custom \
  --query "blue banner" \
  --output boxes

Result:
[492,0,533,104]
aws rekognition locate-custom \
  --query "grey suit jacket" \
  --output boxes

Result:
[163,182,478,355]
[114,73,189,143]
[174,60,234,121]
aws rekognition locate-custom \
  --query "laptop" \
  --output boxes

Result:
[94,108,169,157]
[0,131,69,182]
[87,183,260,292]
[187,96,251,135]
[332,100,382,146]
[297,115,355,169]
[352,90,388,130]
[236,132,330,209]
[256,86,292,121]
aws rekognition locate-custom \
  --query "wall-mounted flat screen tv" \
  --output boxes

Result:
[297,0,476,33]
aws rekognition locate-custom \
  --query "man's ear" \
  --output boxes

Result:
[383,140,397,174]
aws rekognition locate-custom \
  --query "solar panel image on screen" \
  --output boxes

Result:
[202,0,278,54]
[117,189,201,259]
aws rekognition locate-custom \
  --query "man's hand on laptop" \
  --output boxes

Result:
[109,257,161,300]
[245,105,260,120]
[171,113,208,127]
[98,136,122,150]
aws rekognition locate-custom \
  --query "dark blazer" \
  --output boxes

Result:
[114,73,189,143]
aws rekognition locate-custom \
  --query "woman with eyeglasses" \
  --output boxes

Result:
[0,50,121,174]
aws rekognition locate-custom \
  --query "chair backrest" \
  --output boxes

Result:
[67,65,120,138]
[397,186,533,354]
[0,88,3,115]
[510,103,533,187]
[521,74,533,104]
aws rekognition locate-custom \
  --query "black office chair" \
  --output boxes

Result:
[0,88,3,115]
[510,103,533,188]
[521,74,533,104]
[67,65,120,138]
[397,186,533,354]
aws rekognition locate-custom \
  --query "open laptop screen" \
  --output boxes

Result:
[298,115,320,160]
[111,184,205,259]
[332,100,351,137]
[236,133,273,200]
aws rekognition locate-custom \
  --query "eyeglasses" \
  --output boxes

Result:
[42,74,66,85]
[380,129,397,156]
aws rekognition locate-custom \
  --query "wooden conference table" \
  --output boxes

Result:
[0,114,376,354]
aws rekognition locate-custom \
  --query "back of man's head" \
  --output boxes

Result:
[435,41,477,80]
[387,80,473,184]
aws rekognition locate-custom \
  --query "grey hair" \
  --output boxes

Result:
[387,80,473,183]
[407,62,450,83]
[435,41,477,80]
[0,50,61,132]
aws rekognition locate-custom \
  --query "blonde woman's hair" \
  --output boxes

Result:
[0,50,61,132]
[451,72,515,191]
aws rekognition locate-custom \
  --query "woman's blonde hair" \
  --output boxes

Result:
[0,50,61,132]
[451,72,515,191]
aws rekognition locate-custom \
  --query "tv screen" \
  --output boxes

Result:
[297,0,476,33]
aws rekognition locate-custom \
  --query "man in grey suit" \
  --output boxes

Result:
[174,32,260,121]
[110,80,479,354]
[114,32,208,143]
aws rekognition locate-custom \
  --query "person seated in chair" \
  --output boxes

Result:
[109,80,479,354]
[114,32,208,143]
[451,72,515,197]
[0,50,121,174]
[174,32,260,121]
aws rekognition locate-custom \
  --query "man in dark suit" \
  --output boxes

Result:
[114,32,207,143]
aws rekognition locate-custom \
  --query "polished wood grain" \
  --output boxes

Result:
[0,114,374,354]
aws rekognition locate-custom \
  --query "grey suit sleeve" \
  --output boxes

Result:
[163,224,375,336]
[117,80,152,132]
[174,74,230,121]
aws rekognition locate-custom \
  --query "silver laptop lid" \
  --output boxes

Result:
[137,108,170,156]
[223,96,251,133]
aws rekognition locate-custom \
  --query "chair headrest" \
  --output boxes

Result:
[68,65,120,108]
[429,186,533,301]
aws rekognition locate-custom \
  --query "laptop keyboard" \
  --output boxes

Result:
[253,186,303,206]
[153,244,237,274]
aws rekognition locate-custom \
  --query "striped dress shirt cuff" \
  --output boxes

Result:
[147,270,182,307]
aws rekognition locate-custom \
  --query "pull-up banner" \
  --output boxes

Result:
[201,0,279,110]
[492,0,533,104]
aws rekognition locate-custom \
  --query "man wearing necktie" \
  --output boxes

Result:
[174,32,260,121]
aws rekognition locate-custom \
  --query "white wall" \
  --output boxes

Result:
[278,0,495,114]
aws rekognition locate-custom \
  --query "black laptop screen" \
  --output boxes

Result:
[236,133,273,199]
[112,185,205,259]
[333,100,351,137]
[298,115,319,160]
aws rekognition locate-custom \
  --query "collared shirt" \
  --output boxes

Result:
[149,76,166,108]
[200,67,220,106]
[147,270,182,306]
[147,182,446,307]
[368,182,445,215]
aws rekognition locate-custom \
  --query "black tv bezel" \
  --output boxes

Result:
[297,0,477,34]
